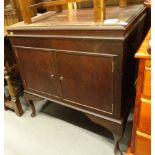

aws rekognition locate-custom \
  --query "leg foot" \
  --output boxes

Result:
[31,113,36,117]
[113,133,123,155]
[29,100,36,117]
[86,114,125,155]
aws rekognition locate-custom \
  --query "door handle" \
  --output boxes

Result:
[60,76,64,81]
[50,74,55,78]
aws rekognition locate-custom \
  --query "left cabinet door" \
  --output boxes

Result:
[15,47,61,98]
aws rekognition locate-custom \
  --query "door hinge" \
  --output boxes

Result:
[112,61,114,73]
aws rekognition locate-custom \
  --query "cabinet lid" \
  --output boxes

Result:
[8,4,145,31]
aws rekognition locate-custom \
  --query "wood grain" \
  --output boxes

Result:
[145,59,151,67]
[135,131,151,155]
[56,52,114,113]
[138,100,151,134]
[7,7,149,153]
[15,48,62,98]
[142,66,151,99]
[130,29,151,154]
[119,0,127,7]
[18,0,32,24]
[93,0,106,22]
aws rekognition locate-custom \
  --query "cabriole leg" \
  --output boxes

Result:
[86,114,127,155]
[24,93,44,117]
[29,100,36,117]
[113,133,123,155]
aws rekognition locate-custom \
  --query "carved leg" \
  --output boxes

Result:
[112,118,127,155]
[4,67,23,116]
[29,100,36,117]
[113,132,123,155]
[11,96,23,116]
[86,114,127,155]
[24,93,44,117]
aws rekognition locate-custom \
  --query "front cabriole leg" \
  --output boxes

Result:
[24,93,44,117]
[86,114,127,155]
[29,100,36,117]
[113,132,123,155]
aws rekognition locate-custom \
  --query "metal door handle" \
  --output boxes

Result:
[50,74,55,78]
[60,76,64,81]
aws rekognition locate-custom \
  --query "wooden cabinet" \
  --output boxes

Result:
[15,47,116,114]
[8,5,150,154]
[130,30,151,155]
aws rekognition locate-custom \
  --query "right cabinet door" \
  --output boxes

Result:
[56,51,115,115]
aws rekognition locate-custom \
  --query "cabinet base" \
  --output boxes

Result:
[25,93,130,155]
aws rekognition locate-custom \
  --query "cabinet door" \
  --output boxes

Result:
[15,48,61,98]
[56,52,115,114]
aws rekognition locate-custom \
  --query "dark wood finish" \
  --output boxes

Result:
[4,67,23,116]
[130,30,151,154]
[9,6,144,28]
[15,48,61,98]
[87,100,130,155]
[29,100,36,117]
[7,5,149,154]
[17,0,128,24]
[56,52,114,114]
[4,35,17,72]
[87,114,124,154]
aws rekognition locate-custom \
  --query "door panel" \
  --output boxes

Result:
[56,52,114,114]
[16,48,61,98]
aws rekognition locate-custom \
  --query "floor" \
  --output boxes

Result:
[4,95,133,155]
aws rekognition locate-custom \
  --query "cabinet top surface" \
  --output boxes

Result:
[8,4,144,31]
